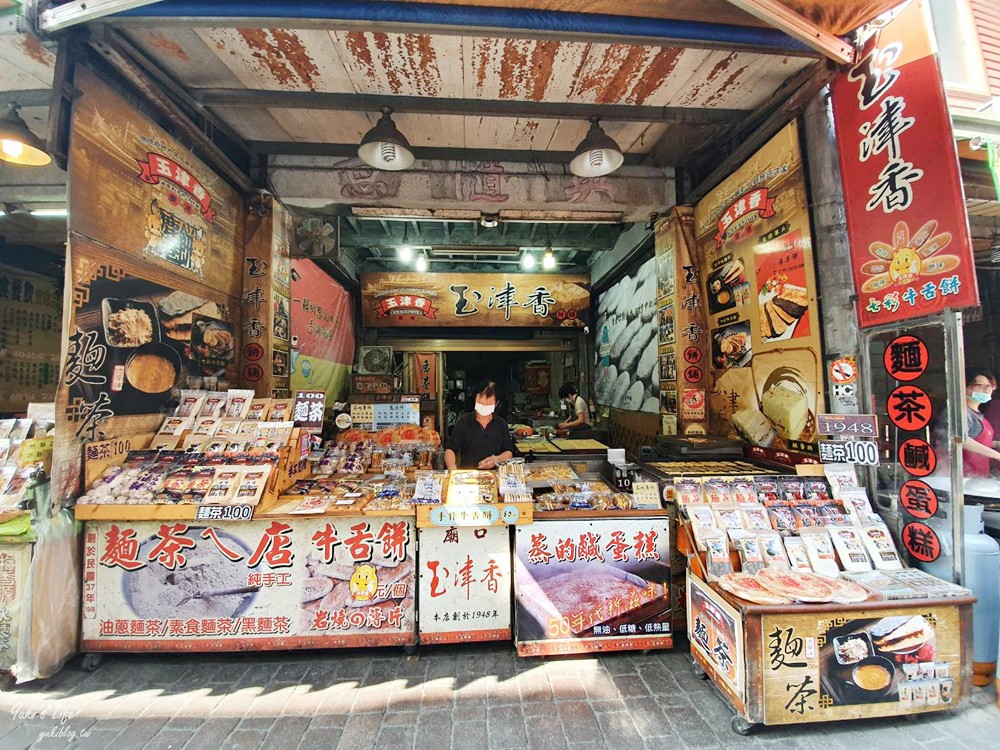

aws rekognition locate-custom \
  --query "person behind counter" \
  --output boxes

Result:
[963,370,1000,477]
[445,380,515,470]
[557,383,591,433]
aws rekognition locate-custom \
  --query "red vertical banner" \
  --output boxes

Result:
[414,353,437,396]
[831,0,978,328]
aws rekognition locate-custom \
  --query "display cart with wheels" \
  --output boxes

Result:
[680,523,974,734]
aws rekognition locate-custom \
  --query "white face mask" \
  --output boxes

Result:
[475,403,496,417]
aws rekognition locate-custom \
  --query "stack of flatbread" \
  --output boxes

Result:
[158,291,220,342]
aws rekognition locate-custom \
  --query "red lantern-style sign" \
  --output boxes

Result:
[900,480,939,520]
[902,521,941,563]
[883,335,929,382]
[898,438,936,477]
[887,385,933,431]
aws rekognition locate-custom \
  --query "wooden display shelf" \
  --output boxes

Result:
[516,439,561,454]
[549,438,608,452]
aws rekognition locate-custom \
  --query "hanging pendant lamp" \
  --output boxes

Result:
[0,104,51,166]
[569,117,623,178]
[358,108,414,171]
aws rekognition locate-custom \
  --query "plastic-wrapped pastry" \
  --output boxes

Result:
[535,493,566,511]
[612,493,634,510]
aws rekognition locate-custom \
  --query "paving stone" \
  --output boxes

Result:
[261,716,312,750]
[219,728,267,750]
[594,711,643,750]
[526,714,568,750]
[110,718,169,749]
[487,705,528,749]
[452,718,489,750]
[622,697,673,738]
[180,717,239,748]
[375,723,416,750]
[549,678,589,701]
[414,709,453,750]
[557,701,601,744]
[296,727,341,750]
[337,712,383,750]
[381,709,420,726]
[142,728,193,750]
[590,698,629,714]
[452,704,488,722]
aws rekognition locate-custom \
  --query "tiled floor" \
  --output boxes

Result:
[0,641,997,749]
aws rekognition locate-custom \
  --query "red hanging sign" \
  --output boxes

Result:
[886,384,932,431]
[902,521,941,563]
[900,479,938,520]
[831,0,978,328]
[414,353,437,396]
[883,334,928,381]
[137,153,216,222]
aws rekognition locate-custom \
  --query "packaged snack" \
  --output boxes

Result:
[0,469,30,509]
[703,480,731,504]
[675,480,703,507]
[268,399,294,421]
[840,488,877,526]
[204,468,242,504]
[730,480,755,504]
[740,504,772,532]
[246,398,271,421]
[202,438,228,454]
[234,467,271,505]
[535,493,566,511]
[567,493,594,510]
[825,463,859,497]
[818,505,851,526]
[156,467,196,504]
[180,435,207,452]
[149,435,183,451]
[158,416,193,436]
[0,419,15,440]
[199,391,228,418]
[780,479,805,504]
[732,532,766,574]
[804,479,832,503]
[497,458,527,496]
[861,525,904,570]
[176,390,207,418]
[791,505,823,529]
[755,478,782,506]
[713,504,745,531]
[185,467,216,503]
[703,530,734,582]
[215,419,243,437]
[799,529,840,578]
[782,537,813,573]
[413,470,447,505]
[192,417,222,436]
[757,531,791,570]
[687,504,717,529]
[768,506,797,535]
[225,389,256,419]
[829,526,873,572]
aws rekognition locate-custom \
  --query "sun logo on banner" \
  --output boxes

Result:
[859,219,958,293]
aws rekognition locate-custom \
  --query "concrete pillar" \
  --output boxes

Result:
[803,88,861,414]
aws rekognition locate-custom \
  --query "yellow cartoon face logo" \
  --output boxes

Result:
[349,563,378,602]
[888,245,921,284]
[860,219,959,293]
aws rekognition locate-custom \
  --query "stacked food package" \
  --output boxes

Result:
[0,417,49,511]
[679,465,969,605]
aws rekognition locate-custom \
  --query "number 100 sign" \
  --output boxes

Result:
[818,439,880,466]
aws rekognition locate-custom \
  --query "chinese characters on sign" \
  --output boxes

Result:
[688,575,744,704]
[83,518,417,649]
[293,390,326,432]
[362,273,590,328]
[831,0,978,327]
[418,526,511,644]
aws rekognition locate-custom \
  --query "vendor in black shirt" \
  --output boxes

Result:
[445,381,515,470]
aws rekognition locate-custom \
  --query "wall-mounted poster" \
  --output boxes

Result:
[694,123,823,455]
[56,67,244,507]
[0,264,61,412]
[594,257,659,413]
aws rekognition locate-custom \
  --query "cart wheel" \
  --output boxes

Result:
[691,658,707,679]
[730,715,756,736]
[80,653,103,673]
[403,644,418,657]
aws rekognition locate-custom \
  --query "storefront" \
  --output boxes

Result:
[1,0,984,729]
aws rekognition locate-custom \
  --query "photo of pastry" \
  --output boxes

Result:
[191,315,235,371]
[706,259,748,314]
[712,321,752,369]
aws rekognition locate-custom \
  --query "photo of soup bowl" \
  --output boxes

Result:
[851,655,896,698]
[124,342,181,397]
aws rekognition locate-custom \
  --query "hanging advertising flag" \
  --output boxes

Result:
[831,0,978,327]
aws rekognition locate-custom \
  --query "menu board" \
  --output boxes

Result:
[0,264,61,412]
[694,123,824,455]
[593,257,659,413]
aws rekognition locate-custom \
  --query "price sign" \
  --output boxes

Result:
[195,505,255,521]
[373,402,420,429]
[817,414,878,437]
[818,439,880,466]
[632,482,662,509]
